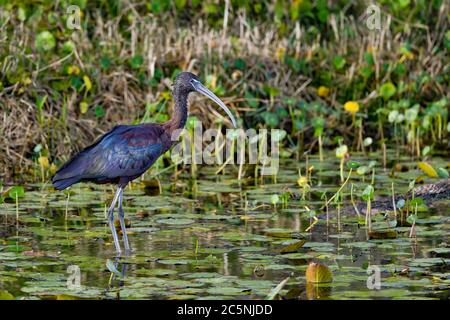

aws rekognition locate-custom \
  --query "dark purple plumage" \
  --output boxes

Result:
[52,124,171,190]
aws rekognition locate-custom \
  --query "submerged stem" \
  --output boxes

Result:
[322,168,353,210]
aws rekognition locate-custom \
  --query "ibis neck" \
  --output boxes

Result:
[164,88,189,135]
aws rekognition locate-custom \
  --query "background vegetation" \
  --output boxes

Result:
[0,0,448,183]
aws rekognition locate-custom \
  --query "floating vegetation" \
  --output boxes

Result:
[0,156,448,300]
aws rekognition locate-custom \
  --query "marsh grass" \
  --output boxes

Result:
[0,1,448,183]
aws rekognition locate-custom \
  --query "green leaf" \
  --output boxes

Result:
[129,55,144,69]
[388,110,404,123]
[70,76,83,91]
[261,112,279,127]
[335,145,348,158]
[94,105,105,118]
[34,144,43,153]
[0,290,14,300]
[408,180,416,191]
[271,194,280,205]
[356,166,369,175]
[398,0,410,8]
[35,31,56,52]
[347,161,360,169]
[174,0,187,9]
[311,117,325,129]
[363,137,373,147]
[36,95,47,109]
[410,197,424,207]
[62,40,75,53]
[308,210,316,218]
[245,91,259,108]
[100,56,111,70]
[8,186,25,200]
[263,85,279,97]
[359,66,373,78]
[364,52,374,65]
[422,146,432,156]
[186,116,199,129]
[406,214,416,224]
[17,7,27,21]
[437,167,449,178]
[234,58,246,71]
[333,56,346,70]
[405,105,419,122]
[317,9,328,23]
[396,199,405,209]
[361,185,374,201]
[379,82,396,100]
[283,97,297,106]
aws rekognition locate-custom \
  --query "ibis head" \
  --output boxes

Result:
[174,72,237,128]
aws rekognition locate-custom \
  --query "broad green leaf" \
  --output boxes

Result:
[35,31,56,51]
[361,185,374,201]
[333,56,346,70]
[380,82,396,100]
[347,161,360,169]
[437,168,449,178]
[8,186,25,200]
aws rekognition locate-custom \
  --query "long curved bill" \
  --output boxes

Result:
[192,80,237,128]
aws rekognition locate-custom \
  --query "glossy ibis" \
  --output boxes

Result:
[52,72,237,254]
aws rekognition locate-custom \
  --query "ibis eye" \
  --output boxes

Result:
[190,79,200,90]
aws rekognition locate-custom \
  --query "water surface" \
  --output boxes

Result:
[0,153,449,300]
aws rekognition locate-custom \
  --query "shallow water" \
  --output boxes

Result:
[0,153,449,300]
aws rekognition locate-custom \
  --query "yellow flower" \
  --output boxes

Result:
[317,86,330,98]
[405,51,414,60]
[297,176,308,187]
[160,91,171,100]
[22,77,32,86]
[206,74,217,90]
[275,47,286,61]
[399,52,415,63]
[80,101,89,114]
[49,163,57,175]
[38,156,49,169]
[67,65,80,75]
[83,75,92,91]
[344,101,359,114]
[232,70,242,80]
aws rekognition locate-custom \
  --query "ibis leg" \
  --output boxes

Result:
[108,188,122,254]
[118,187,131,252]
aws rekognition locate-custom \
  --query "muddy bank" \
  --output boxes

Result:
[339,179,450,216]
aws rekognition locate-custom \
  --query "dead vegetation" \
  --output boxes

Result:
[0,1,448,182]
